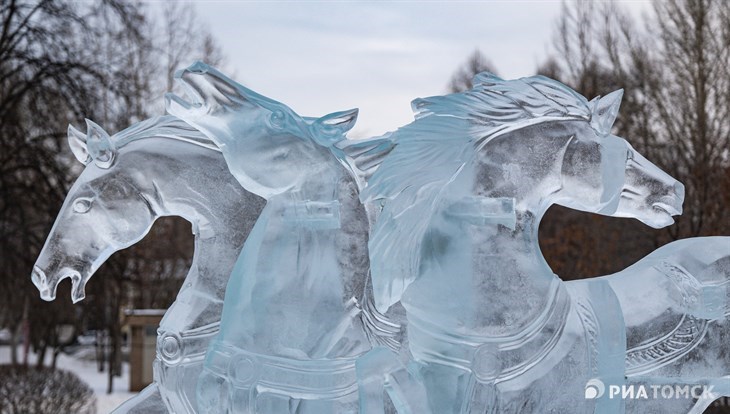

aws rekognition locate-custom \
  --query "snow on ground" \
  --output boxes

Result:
[0,345,137,413]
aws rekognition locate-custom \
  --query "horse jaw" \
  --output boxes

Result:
[614,180,684,229]
[31,265,87,304]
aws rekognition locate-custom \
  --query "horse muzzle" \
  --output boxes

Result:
[31,265,87,303]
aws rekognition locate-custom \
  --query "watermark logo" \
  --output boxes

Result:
[585,378,714,400]
[584,379,605,399]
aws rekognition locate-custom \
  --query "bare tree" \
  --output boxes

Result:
[0,0,146,368]
[150,1,225,112]
[636,0,730,239]
[538,0,730,281]
[448,49,499,93]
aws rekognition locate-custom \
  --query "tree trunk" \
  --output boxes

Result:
[96,330,105,372]
[107,342,114,394]
[9,324,18,366]
[51,346,60,370]
[36,342,47,369]
[113,321,122,376]
[21,298,29,368]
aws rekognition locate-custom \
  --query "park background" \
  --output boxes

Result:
[1,0,729,412]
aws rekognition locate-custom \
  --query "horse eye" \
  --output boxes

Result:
[626,149,635,162]
[73,197,93,213]
[96,150,112,163]
[270,110,285,129]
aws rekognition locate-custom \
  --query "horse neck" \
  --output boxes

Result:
[416,134,567,332]
[467,137,565,285]
[435,191,556,290]
[265,158,364,235]
[283,154,347,203]
[257,159,369,295]
[213,155,371,357]
[130,139,259,331]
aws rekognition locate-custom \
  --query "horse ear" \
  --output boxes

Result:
[314,108,358,137]
[590,89,623,135]
[68,124,91,165]
[85,119,116,169]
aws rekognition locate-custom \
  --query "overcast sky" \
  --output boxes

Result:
[188,1,650,138]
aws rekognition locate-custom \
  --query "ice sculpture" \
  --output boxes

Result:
[166,62,403,413]
[31,115,265,413]
[359,73,728,413]
[30,64,730,414]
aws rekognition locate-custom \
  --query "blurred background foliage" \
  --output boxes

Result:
[0,0,729,410]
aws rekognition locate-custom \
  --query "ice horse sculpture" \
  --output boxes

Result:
[360,72,729,413]
[30,64,730,414]
[166,63,393,413]
[31,115,265,413]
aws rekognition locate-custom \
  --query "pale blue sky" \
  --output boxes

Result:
[187,1,649,138]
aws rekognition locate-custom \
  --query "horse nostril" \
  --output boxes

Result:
[31,266,47,288]
[31,266,55,301]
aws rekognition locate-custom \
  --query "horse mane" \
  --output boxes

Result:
[361,72,593,312]
[112,115,219,152]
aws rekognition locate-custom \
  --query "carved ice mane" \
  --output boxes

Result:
[110,115,219,151]
[66,115,220,171]
[359,73,600,311]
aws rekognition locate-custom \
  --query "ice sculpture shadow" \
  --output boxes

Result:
[167,63,400,413]
[31,116,265,413]
[357,73,729,413]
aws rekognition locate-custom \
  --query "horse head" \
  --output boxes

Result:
[32,120,158,303]
[551,90,683,228]
[166,62,358,199]
[453,74,682,228]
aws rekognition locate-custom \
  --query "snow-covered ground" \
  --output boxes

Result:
[0,345,137,413]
